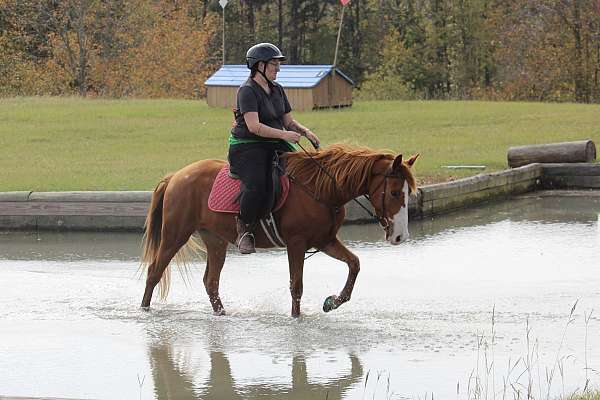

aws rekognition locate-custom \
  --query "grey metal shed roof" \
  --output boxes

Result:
[205,65,354,88]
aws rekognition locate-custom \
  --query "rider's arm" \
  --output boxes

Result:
[282,113,307,135]
[243,112,300,142]
[282,113,321,148]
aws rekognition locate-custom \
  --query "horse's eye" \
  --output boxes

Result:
[390,190,401,198]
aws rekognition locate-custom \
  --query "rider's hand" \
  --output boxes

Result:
[304,130,320,149]
[284,131,302,143]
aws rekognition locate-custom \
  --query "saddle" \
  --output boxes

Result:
[207,155,290,247]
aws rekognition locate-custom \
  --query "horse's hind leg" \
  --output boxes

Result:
[200,232,228,315]
[141,226,195,309]
[321,238,360,312]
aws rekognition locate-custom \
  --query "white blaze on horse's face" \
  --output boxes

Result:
[389,180,410,245]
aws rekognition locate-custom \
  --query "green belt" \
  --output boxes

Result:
[228,135,298,151]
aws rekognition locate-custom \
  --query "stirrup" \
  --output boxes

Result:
[236,231,255,254]
[236,231,254,246]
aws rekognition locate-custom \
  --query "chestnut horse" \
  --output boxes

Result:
[140,144,418,317]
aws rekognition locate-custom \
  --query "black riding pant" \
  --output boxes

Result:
[228,141,291,225]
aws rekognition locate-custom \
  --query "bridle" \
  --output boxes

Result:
[292,143,407,234]
[365,169,408,240]
[284,143,411,259]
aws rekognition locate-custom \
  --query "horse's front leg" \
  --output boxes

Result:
[321,238,360,312]
[287,240,307,318]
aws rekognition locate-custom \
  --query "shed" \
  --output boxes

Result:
[205,65,354,111]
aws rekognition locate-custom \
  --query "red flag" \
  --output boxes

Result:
[340,0,350,5]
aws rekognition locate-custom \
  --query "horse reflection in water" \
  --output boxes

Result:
[140,144,418,316]
[149,344,363,399]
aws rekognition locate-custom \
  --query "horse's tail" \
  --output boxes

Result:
[140,174,173,290]
[140,173,206,300]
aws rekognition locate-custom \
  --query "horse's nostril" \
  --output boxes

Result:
[395,235,402,242]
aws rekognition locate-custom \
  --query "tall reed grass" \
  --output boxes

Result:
[351,301,598,400]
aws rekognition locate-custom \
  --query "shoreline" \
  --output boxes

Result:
[1,163,598,232]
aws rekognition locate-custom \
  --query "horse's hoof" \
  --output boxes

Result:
[140,306,150,312]
[213,309,226,316]
[323,295,338,313]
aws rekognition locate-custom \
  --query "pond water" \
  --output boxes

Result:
[1,193,600,400]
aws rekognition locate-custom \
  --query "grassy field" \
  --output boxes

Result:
[1,96,600,191]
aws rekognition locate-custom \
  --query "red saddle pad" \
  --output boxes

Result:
[208,165,290,214]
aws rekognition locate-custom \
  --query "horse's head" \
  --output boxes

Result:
[368,153,419,245]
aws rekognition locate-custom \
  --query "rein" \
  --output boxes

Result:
[290,143,402,250]
[295,143,384,223]
[280,144,338,260]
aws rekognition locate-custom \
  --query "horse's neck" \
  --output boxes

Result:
[333,182,369,206]
[321,169,371,207]
[292,152,379,206]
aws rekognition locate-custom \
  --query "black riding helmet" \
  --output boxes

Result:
[246,43,286,70]
[246,43,286,86]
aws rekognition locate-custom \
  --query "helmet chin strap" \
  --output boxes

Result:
[257,62,274,87]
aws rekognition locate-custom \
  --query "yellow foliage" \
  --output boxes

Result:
[0,33,47,95]
[102,9,220,98]
[1,0,220,98]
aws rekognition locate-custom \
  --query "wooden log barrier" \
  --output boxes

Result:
[507,140,596,168]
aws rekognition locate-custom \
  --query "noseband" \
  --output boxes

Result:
[367,170,406,240]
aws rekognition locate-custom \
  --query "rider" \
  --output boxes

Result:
[229,42,320,254]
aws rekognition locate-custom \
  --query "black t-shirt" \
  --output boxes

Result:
[231,78,292,141]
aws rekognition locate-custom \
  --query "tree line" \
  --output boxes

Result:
[1,0,599,103]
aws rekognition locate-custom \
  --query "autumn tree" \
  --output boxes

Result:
[1,0,600,102]
[490,0,600,102]
[123,4,219,98]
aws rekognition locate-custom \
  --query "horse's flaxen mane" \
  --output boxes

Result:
[285,144,416,202]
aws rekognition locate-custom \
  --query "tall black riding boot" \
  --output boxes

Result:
[235,216,256,254]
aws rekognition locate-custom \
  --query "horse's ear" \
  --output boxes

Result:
[392,154,403,172]
[406,153,420,168]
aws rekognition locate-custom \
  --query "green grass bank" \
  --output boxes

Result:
[2,96,600,191]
